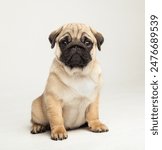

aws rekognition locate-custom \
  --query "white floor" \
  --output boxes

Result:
[0,84,144,150]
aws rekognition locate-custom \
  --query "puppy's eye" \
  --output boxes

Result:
[83,38,93,48]
[85,40,91,46]
[62,40,68,46]
[59,36,71,49]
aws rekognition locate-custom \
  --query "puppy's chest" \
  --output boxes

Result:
[61,76,99,129]
[67,77,97,98]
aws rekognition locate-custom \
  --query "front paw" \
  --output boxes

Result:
[88,120,109,133]
[51,125,68,140]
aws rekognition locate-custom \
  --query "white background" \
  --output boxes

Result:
[0,0,144,150]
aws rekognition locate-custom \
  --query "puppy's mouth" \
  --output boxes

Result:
[60,44,92,69]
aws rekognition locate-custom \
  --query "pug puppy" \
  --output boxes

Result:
[31,23,108,140]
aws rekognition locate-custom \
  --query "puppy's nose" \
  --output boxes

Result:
[72,45,79,48]
[71,47,77,54]
[71,45,81,53]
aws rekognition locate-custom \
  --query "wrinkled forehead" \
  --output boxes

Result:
[57,23,96,41]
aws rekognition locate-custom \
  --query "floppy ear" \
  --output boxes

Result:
[90,28,104,51]
[48,26,63,49]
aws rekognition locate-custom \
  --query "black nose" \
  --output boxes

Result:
[71,46,77,53]
[70,45,83,54]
